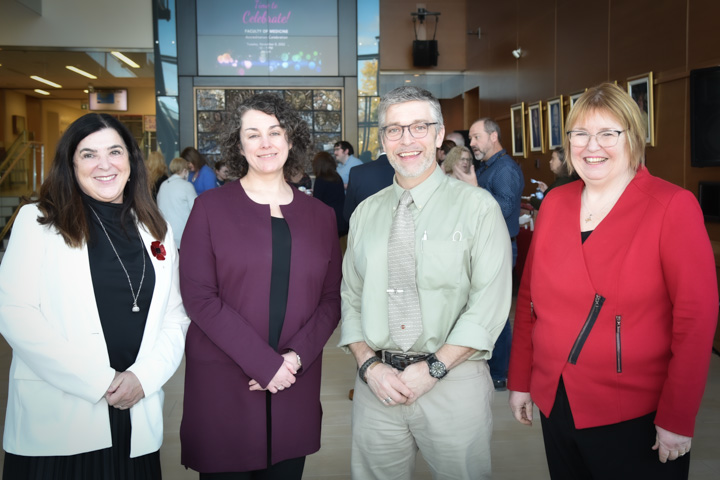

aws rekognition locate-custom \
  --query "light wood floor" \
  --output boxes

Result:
[0,327,718,479]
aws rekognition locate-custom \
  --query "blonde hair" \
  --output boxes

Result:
[169,157,189,175]
[443,146,472,174]
[146,150,168,184]
[563,83,646,175]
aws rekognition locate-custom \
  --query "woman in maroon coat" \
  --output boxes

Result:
[179,93,342,478]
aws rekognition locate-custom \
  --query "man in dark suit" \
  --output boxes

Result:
[343,153,395,222]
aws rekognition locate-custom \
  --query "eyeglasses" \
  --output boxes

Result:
[381,122,438,141]
[566,129,625,148]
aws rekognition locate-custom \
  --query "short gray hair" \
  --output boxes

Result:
[474,117,502,143]
[378,86,443,143]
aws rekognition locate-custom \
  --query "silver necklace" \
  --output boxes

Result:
[581,176,632,224]
[89,206,145,313]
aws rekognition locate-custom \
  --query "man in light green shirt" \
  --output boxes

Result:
[339,86,512,480]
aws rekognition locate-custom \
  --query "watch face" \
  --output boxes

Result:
[429,361,447,378]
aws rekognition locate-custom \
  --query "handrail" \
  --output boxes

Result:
[0,143,31,187]
[0,132,44,191]
[0,130,27,173]
[0,198,28,244]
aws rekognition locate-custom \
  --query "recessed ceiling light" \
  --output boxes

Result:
[31,75,62,88]
[111,51,140,68]
[66,66,97,79]
[34,89,50,95]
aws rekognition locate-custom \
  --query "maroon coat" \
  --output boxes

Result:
[179,181,342,473]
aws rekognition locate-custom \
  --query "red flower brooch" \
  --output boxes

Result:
[151,241,167,260]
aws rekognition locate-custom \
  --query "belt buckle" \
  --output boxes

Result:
[381,350,428,371]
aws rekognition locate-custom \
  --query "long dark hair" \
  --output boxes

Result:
[220,92,311,179]
[180,146,207,171]
[312,151,342,183]
[36,113,167,247]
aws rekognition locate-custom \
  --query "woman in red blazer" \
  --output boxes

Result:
[179,93,342,478]
[508,83,717,480]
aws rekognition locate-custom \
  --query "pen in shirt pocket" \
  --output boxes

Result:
[422,230,427,251]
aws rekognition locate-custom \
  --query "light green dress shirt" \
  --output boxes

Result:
[339,165,512,360]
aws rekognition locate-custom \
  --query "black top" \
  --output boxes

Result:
[268,216,291,350]
[85,196,155,371]
[581,229,593,244]
[313,177,349,236]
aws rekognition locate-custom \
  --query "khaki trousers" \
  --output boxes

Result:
[350,359,494,480]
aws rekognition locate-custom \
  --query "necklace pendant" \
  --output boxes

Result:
[132,304,140,313]
[584,214,592,223]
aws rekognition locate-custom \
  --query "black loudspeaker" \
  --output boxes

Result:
[413,40,438,67]
[699,182,720,221]
[690,66,720,167]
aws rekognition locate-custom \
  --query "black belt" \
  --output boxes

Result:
[376,350,430,371]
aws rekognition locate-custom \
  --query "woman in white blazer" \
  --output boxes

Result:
[0,113,190,479]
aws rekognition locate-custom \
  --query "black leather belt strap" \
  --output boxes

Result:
[375,350,431,371]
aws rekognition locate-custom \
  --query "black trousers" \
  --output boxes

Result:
[540,378,690,480]
[198,457,305,480]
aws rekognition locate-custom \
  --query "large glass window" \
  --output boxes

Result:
[357,0,380,159]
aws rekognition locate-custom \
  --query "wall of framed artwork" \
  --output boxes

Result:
[510,103,526,158]
[627,72,655,146]
[546,96,564,150]
[528,101,544,153]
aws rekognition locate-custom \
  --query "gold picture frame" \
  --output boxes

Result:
[510,102,526,158]
[546,96,564,150]
[528,101,544,153]
[627,72,655,146]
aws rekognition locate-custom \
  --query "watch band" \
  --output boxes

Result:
[426,353,448,379]
[358,356,382,384]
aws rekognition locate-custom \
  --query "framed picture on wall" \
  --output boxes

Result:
[627,72,655,146]
[546,96,564,150]
[510,103,526,158]
[528,101,544,153]
[569,90,584,110]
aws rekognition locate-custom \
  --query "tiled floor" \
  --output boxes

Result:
[0,327,718,479]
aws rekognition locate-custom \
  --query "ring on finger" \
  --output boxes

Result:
[384,396,392,404]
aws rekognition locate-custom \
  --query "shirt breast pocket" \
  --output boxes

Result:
[417,240,468,290]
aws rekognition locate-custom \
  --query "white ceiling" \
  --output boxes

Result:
[0,48,155,101]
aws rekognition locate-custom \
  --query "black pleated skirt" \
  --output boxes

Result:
[2,406,161,480]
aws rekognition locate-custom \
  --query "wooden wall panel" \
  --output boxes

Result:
[688,0,720,68]
[647,79,686,185]
[556,0,609,92]
[516,0,556,102]
[379,0,467,71]
[467,1,518,120]
[439,95,464,133]
[609,0,687,80]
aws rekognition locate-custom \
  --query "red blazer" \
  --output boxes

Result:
[508,168,718,436]
[179,181,342,472]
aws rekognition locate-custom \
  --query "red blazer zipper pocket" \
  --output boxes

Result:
[615,315,622,373]
[568,293,606,365]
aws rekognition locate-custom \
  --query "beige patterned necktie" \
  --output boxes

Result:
[387,190,423,352]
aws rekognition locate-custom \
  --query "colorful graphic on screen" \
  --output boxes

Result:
[197,0,339,76]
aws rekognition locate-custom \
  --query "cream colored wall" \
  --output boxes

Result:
[2,91,28,148]
[0,0,152,48]
[1,85,155,178]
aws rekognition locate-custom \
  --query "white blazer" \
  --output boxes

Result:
[0,204,189,458]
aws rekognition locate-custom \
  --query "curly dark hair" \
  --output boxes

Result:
[220,92,311,179]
